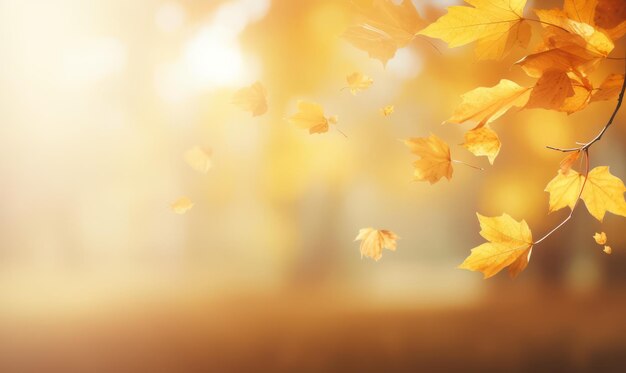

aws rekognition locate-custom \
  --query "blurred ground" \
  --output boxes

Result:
[2,285,626,372]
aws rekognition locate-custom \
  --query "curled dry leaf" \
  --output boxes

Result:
[354,228,398,261]
[404,133,453,184]
[604,246,612,254]
[232,81,268,117]
[345,72,373,95]
[343,0,423,66]
[462,125,501,164]
[459,213,534,279]
[171,196,194,214]
[418,0,531,60]
[593,232,607,245]
[559,150,580,175]
[447,79,531,127]
[184,146,212,174]
[286,100,338,135]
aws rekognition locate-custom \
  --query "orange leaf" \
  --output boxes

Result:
[462,125,501,164]
[526,69,575,110]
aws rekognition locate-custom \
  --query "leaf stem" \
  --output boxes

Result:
[452,159,484,170]
[534,149,589,245]
[547,50,626,153]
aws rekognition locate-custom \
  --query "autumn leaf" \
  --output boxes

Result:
[559,150,581,175]
[595,0,626,40]
[184,146,212,174]
[343,0,423,65]
[447,79,531,127]
[404,134,453,184]
[171,196,194,214]
[591,74,625,103]
[517,9,614,77]
[380,105,394,117]
[459,213,534,279]
[354,228,398,261]
[545,169,585,213]
[232,81,268,117]
[418,0,531,60]
[525,69,575,110]
[545,166,626,221]
[462,125,501,164]
[559,73,594,114]
[593,231,607,245]
[604,245,613,254]
[580,166,626,221]
[345,72,373,95]
[286,100,338,135]
[564,0,597,26]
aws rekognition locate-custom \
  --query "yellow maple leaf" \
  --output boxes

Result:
[232,81,268,117]
[418,0,531,60]
[343,0,423,65]
[593,232,607,245]
[591,73,625,103]
[286,100,338,135]
[545,166,626,221]
[545,169,585,212]
[604,245,612,254]
[354,228,398,261]
[380,105,394,117]
[581,166,626,221]
[462,125,501,164]
[404,134,453,184]
[184,146,212,174]
[447,79,531,127]
[459,213,534,279]
[559,73,594,114]
[525,69,575,110]
[171,196,194,214]
[345,72,373,95]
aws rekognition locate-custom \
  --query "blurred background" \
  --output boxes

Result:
[1,0,626,371]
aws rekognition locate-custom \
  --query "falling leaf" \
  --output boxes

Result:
[459,213,534,279]
[418,0,531,60]
[171,196,193,214]
[591,74,625,103]
[545,169,585,213]
[604,245,612,254]
[593,232,607,245]
[232,81,268,117]
[184,146,212,174]
[380,105,394,117]
[447,79,531,127]
[462,125,501,164]
[580,166,626,221]
[354,228,398,261]
[345,72,373,95]
[343,0,423,65]
[286,100,338,135]
[526,69,575,110]
[559,150,581,175]
[404,134,453,184]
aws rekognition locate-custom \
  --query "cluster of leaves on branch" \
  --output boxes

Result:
[344,0,626,278]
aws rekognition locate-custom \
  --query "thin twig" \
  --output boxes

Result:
[452,159,484,170]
